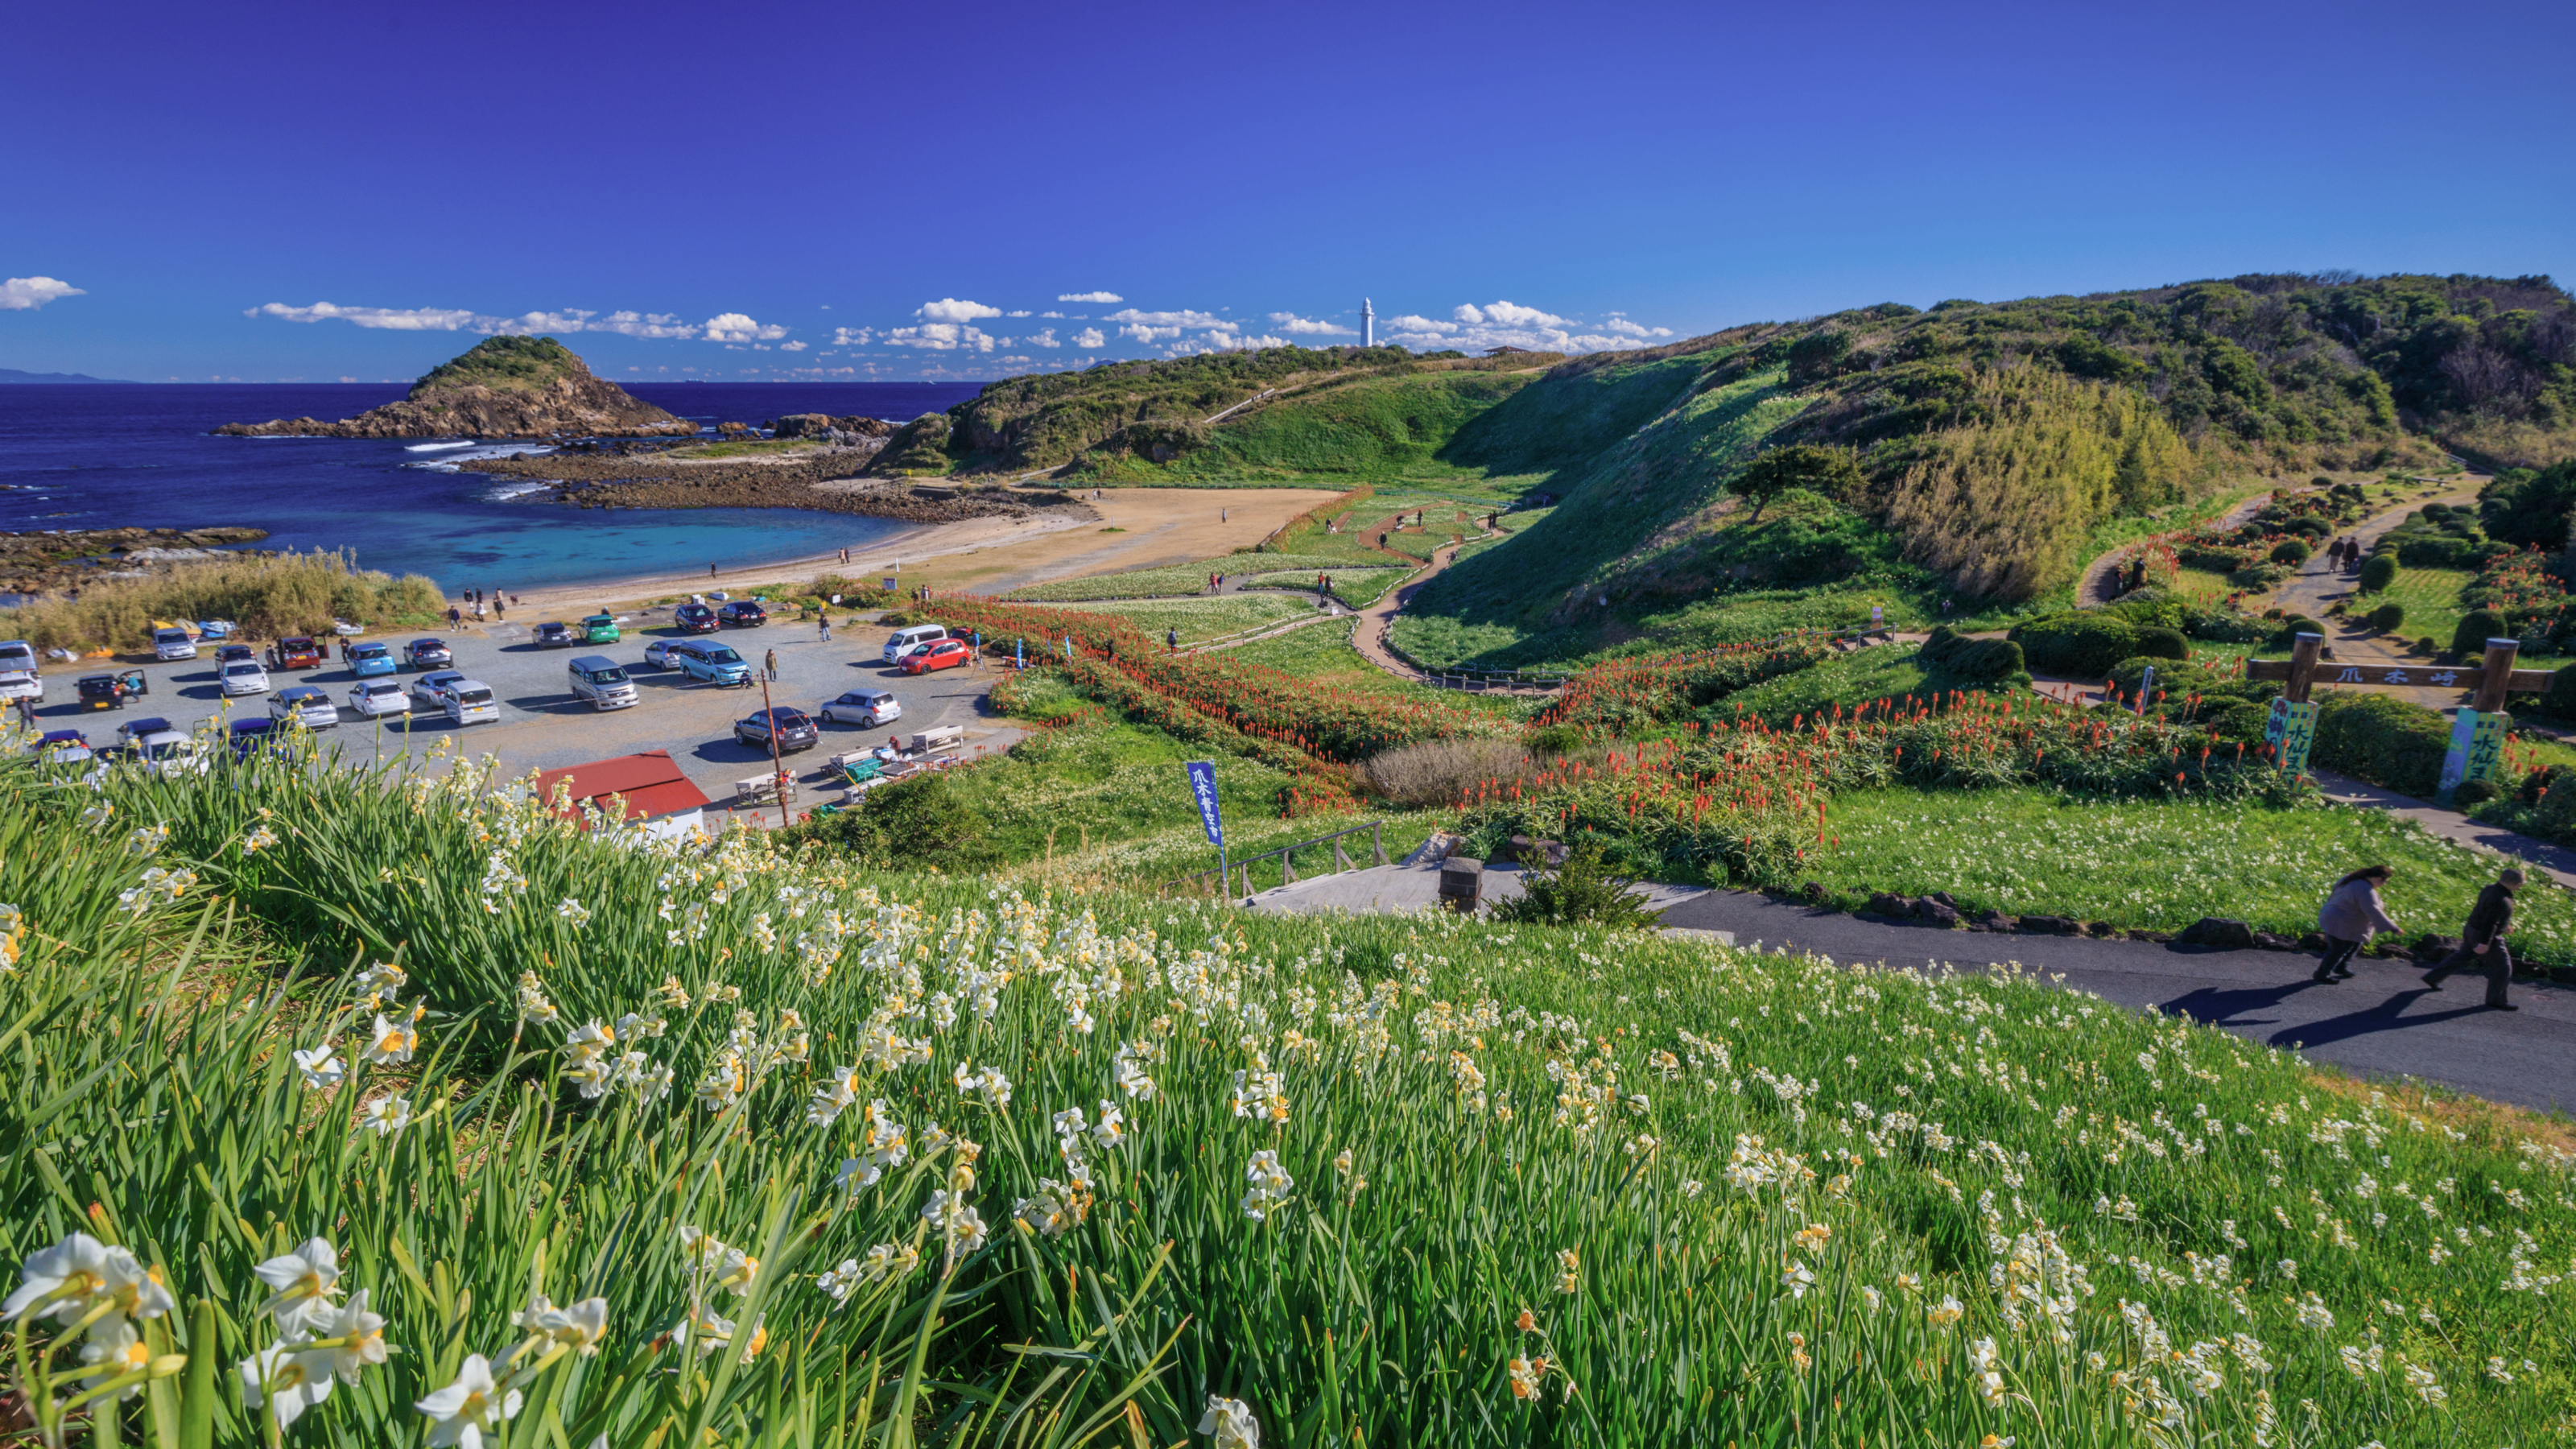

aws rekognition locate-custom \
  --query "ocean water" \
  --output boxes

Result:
[0,382,983,594]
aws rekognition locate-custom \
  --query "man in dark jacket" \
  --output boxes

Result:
[2423,868,2525,1009]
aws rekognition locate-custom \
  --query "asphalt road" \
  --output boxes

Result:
[17,606,1022,814]
[1656,890,2573,1113]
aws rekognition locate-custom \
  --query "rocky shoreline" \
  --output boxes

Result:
[460,449,1086,526]
[2,526,271,593]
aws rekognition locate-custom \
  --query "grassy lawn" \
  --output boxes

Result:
[2359,565,2475,649]
[999,551,1358,601]
[1806,783,2576,953]
[1017,592,1315,643]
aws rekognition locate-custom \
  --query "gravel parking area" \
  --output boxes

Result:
[14,606,1024,820]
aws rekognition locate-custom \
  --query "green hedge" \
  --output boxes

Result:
[2007,613,2143,679]
[2358,553,2398,593]
[2367,602,2406,632]
[2310,691,2451,798]
[2452,608,2507,658]
[1919,624,2025,683]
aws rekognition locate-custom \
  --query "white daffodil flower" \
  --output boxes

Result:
[1199,1395,1260,1449]
[358,1095,412,1136]
[4,1233,171,1327]
[360,1011,419,1067]
[239,1340,335,1430]
[292,1046,344,1092]
[310,1289,390,1385]
[253,1237,342,1332]
[80,1318,154,1399]
[415,1352,521,1448]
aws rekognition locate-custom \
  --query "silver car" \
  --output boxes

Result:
[819,688,902,727]
[220,659,272,697]
[153,627,199,662]
[269,685,341,730]
[347,679,411,719]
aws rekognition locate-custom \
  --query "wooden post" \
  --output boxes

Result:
[1373,820,1386,865]
[2474,638,2520,713]
[2284,631,2323,704]
[1282,847,1297,886]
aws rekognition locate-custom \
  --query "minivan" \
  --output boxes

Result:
[882,623,947,664]
[444,679,499,726]
[568,654,638,711]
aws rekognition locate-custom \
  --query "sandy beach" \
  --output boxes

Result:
[508,485,1347,613]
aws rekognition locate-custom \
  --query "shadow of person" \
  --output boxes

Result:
[2154,978,2322,1030]
[2252,985,2489,1051]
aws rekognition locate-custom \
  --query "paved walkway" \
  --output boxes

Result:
[1647,890,2573,1113]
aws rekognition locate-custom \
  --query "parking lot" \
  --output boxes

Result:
[14,605,1024,819]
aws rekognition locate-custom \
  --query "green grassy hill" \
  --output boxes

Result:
[939,274,2576,666]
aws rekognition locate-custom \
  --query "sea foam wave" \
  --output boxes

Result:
[404,440,477,452]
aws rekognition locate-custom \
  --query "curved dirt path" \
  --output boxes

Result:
[2077,490,2276,607]
[1348,515,1542,688]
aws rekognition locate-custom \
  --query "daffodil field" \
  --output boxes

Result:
[3,738,2573,1448]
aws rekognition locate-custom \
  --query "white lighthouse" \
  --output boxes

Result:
[1362,298,1374,348]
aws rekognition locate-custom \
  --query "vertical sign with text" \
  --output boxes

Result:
[1184,761,1224,846]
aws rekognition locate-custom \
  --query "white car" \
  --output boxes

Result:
[219,659,271,697]
[410,669,465,708]
[116,720,209,778]
[153,627,199,662]
[269,685,341,731]
[819,688,902,727]
[444,679,499,726]
[348,679,411,718]
[0,640,39,702]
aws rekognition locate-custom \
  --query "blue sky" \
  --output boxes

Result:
[6,0,2571,382]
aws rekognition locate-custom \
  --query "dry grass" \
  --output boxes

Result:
[0,550,445,650]
[1361,736,1617,806]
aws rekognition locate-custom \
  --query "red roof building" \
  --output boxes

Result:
[534,749,715,830]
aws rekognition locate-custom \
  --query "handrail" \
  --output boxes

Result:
[1159,819,1389,899]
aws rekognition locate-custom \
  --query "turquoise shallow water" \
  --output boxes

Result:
[0,382,980,594]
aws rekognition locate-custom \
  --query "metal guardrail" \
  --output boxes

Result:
[1160,819,1389,899]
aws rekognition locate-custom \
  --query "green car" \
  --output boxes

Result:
[581,613,621,644]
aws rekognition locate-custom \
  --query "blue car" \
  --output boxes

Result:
[227,716,282,761]
[343,641,397,677]
[675,641,753,687]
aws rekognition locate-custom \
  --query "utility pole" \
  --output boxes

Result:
[759,674,790,830]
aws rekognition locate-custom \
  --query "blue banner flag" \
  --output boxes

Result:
[1184,761,1224,846]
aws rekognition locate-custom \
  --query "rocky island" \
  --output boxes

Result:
[216,336,695,439]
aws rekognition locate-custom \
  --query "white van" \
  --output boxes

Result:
[568,654,638,711]
[882,623,947,665]
[444,679,500,726]
[0,640,38,703]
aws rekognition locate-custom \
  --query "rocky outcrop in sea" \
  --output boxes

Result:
[214,336,695,440]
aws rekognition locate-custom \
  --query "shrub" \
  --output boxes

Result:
[2415,635,2439,654]
[2005,613,2139,678]
[780,772,997,869]
[1919,624,2024,682]
[2368,602,2406,632]
[2453,608,2508,658]
[2283,516,2333,541]
[2537,667,2576,720]
[0,550,444,651]
[2268,615,2326,649]
[1362,737,1547,807]
[2310,691,2452,796]
[1525,724,1583,755]
[2456,778,2504,805]
[1489,837,1664,930]
[2130,625,2190,662]
[2269,539,2311,565]
[2358,553,2399,593]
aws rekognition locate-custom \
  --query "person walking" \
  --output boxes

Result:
[1166,627,1179,653]
[448,605,462,633]
[493,597,506,621]
[818,614,832,643]
[763,646,779,683]
[2314,865,2401,983]
[2423,868,2525,1009]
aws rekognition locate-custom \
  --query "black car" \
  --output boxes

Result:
[403,638,453,670]
[217,643,256,664]
[672,604,719,634]
[535,621,577,648]
[733,707,819,753]
[718,601,769,628]
[76,668,149,710]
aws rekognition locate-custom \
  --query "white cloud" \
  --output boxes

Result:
[704,312,788,341]
[1058,291,1123,303]
[1377,299,1675,356]
[588,310,700,339]
[1119,323,1182,343]
[779,340,808,351]
[1040,310,1067,319]
[1269,312,1355,336]
[1030,328,1061,348]
[2,276,86,311]
[1106,307,1226,329]
[250,300,477,330]
[917,298,1002,323]
[1073,327,1106,348]
[1454,300,1570,328]
[1005,309,1032,317]
[831,326,873,346]
[882,322,997,352]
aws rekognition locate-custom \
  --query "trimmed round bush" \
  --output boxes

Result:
[2539,667,2576,721]
[2131,625,2190,661]
[2270,539,2311,565]
[2367,602,2406,632]
[2005,613,2140,679]
[2285,516,2333,540]
[2452,608,2508,658]
[2357,552,2399,593]
[2310,691,2451,797]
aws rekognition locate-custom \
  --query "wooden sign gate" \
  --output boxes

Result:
[2242,634,2552,801]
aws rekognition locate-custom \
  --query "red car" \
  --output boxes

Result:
[271,636,324,670]
[900,638,973,675]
